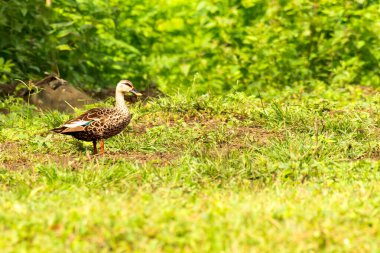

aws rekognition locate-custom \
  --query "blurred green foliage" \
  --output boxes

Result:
[0,0,379,93]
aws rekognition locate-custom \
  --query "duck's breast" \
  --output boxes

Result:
[99,113,132,139]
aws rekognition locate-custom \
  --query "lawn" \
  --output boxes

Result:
[1,83,380,252]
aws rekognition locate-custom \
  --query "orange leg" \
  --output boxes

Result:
[92,140,97,155]
[100,139,105,155]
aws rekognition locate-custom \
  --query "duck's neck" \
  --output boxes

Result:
[115,90,130,115]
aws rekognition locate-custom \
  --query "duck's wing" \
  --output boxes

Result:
[51,108,113,134]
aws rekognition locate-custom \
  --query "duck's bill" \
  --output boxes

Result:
[130,89,142,96]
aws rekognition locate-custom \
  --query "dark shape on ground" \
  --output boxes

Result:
[27,75,95,112]
[0,74,94,112]
[0,75,165,113]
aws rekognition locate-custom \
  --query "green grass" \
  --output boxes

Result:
[1,83,380,252]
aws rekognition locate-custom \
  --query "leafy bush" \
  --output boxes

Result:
[0,0,52,80]
[1,0,379,93]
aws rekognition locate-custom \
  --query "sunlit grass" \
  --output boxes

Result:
[1,83,380,252]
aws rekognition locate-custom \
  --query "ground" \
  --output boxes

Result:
[1,83,380,252]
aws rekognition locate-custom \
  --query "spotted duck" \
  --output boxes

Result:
[51,80,141,155]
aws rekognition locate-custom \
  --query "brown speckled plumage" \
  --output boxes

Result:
[56,108,132,141]
[51,80,141,155]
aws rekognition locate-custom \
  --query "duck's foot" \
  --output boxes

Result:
[100,139,105,156]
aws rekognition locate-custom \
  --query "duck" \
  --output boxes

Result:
[51,80,142,155]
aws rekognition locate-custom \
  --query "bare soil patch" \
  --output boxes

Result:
[0,140,179,170]
[1,109,280,170]
[106,151,179,166]
[358,85,380,96]
[0,142,30,170]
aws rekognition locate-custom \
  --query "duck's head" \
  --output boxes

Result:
[116,80,142,96]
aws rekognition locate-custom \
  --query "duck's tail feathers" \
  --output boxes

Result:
[51,126,85,134]
[50,127,66,133]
